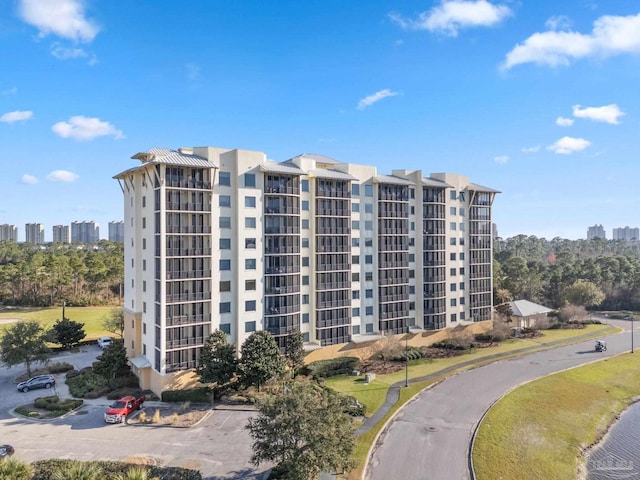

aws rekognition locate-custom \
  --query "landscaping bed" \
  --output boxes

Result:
[15,395,83,419]
[129,404,211,427]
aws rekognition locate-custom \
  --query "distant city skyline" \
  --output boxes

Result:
[2,1,640,240]
[0,221,123,243]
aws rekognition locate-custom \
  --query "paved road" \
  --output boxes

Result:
[0,346,265,480]
[366,318,634,480]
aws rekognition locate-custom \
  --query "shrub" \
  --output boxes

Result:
[47,362,75,374]
[431,340,472,351]
[66,369,108,398]
[31,459,202,480]
[66,369,81,379]
[303,357,360,378]
[34,396,59,409]
[138,411,147,423]
[151,409,161,423]
[162,387,212,404]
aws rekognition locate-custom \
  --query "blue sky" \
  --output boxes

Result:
[2,0,640,241]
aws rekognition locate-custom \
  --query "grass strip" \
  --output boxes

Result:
[472,352,640,480]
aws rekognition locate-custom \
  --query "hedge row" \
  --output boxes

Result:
[30,459,202,480]
[162,387,213,403]
[303,357,360,378]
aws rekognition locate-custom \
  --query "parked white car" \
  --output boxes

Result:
[97,337,113,349]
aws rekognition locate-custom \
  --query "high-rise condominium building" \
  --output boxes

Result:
[115,147,499,394]
[52,225,71,243]
[25,223,45,244]
[71,221,100,243]
[613,226,639,242]
[0,224,18,242]
[587,224,606,240]
[108,221,125,242]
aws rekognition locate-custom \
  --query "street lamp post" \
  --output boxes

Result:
[405,327,409,388]
[632,314,635,354]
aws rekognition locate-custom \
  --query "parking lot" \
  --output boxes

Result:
[0,347,266,480]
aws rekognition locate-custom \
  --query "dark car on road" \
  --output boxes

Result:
[0,445,14,459]
[17,374,55,392]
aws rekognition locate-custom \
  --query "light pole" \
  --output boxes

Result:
[632,314,635,354]
[404,326,409,388]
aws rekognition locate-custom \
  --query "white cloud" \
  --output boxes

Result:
[572,103,625,124]
[51,116,124,141]
[547,136,591,154]
[503,12,640,69]
[493,155,509,164]
[0,110,33,123]
[17,0,100,42]
[521,145,541,153]
[545,15,572,31]
[357,89,399,110]
[21,174,38,184]
[389,0,511,37]
[1,87,17,95]
[50,43,87,60]
[47,170,79,182]
[556,116,574,126]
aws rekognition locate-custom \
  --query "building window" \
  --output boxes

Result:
[365,184,373,197]
[408,254,414,262]
[301,179,309,192]
[450,237,456,245]
[245,217,256,228]
[220,259,231,270]
[302,219,309,229]
[142,196,146,207]
[302,313,310,323]
[302,275,309,285]
[460,252,465,260]
[219,172,231,186]
[142,259,146,271]
[365,221,373,230]
[450,190,457,200]
[365,272,373,281]
[302,294,309,304]
[353,325,361,335]
[450,268,456,276]
[302,238,309,248]
[451,298,457,307]
[220,302,231,314]
[353,290,360,300]
[365,306,374,315]
[459,267,465,275]
[352,203,360,212]
[244,173,256,187]
[245,196,256,208]
[245,238,256,249]
[142,238,146,249]
[219,217,231,229]
[220,324,231,334]
[451,313,457,322]
[245,259,256,270]
[450,253,456,261]
[450,283,457,291]
[352,184,360,195]
[410,206,415,215]
[365,238,373,247]
[459,192,466,202]
[353,308,360,317]
[409,270,415,278]
[459,207,465,216]
[409,285,415,294]
[220,238,231,249]
[365,203,373,213]
[459,223,465,231]
[352,255,360,264]
[365,289,373,298]
[245,301,256,312]
[143,302,146,313]
[365,255,373,264]
[219,195,231,207]
[245,279,256,290]
[220,281,231,292]
[302,257,309,267]
[302,200,309,210]
[352,238,360,247]
[450,207,456,215]
[460,312,466,320]
[460,282,465,290]
[352,221,360,230]
[460,297,465,305]
[450,222,456,230]
[411,222,415,231]
[245,321,256,332]
[352,272,360,282]
[142,217,146,229]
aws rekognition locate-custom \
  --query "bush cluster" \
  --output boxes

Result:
[30,459,202,480]
[162,387,213,404]
[65,369,108,398]
[303,357,360,379]
[431,340,473,351]
[389,346,425,362]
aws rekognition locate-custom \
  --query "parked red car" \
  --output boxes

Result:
[104,395,145,423]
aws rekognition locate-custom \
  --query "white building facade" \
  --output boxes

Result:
[612,226,639,242]
[587,224,606,240]
[115,147,499,394]
[0,224,18,242]
[108,221,125,242]
[71,221,100,243]
[25,223,45,244]
[52,225,71,243]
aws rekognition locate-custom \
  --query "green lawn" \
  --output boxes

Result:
[472,351,640,480]
[0,306,118,340]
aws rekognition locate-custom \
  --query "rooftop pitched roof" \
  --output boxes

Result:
[508,299,554,317]
[468,182,501,194]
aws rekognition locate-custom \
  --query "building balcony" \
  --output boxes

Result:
[316,281,351,290]
[265,265,300,274]
[265,227,300,235]
[166,225,212,234]
[316,209,350,216]
[165,292,211,303]
[316,299,351,309]
[265,305,300,315]
[379,277,409,286]
[380,310,409,320]
[165,248,212,257]
[379,294,409,303]
[166,337,205,349]
[166,314,211,326]
[265,207,300,215]
[265,186,300,195]
[166,269,211,280]
[316,263,350,272]
[166,179,212,190]
[265,285,300,295]
[265,246,300,254]
[316,227,351,235]
[165,360,198,373]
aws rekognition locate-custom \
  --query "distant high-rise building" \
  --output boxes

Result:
[52,225,71,243]
[612,226,639,242]
[71,221,100,243]
[108,221,125,242]
[25,223,45,244]
[0,224,18,242]
[587,224,606,240]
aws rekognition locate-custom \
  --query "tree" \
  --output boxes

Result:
[563,280,605,309]
[239,331,286,390]
[92,341,129,386]
[103,308,125,339]
[196,330,237,388]
[0,320,49,377]
[246,382,357,480]
[49,317,86,350]
[0,458,33,480]
[284,331,305,377]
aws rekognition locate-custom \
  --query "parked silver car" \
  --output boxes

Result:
[17,374,56,392]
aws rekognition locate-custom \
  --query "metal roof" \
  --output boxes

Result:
[259,161,305,175]
[468,182,501,194]
[374,174,415,186]
[130,148,217,168]
[309,168,357,180]
[508,299,554,317]
[296,153,342,165]
[422,177,452,188]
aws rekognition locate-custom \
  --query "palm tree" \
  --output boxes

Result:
[114,466,160,480]
[0,458,33,480]
[51,461,103,480]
